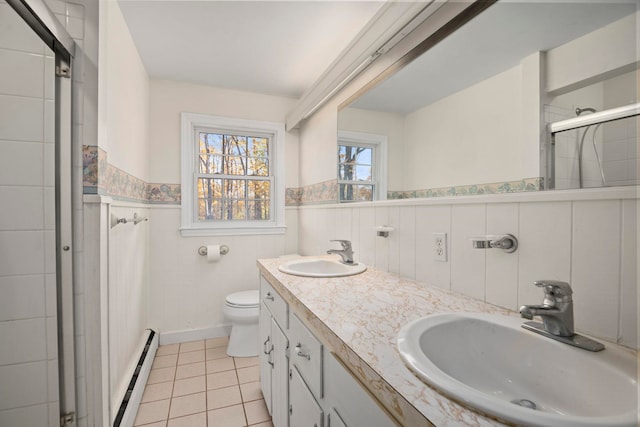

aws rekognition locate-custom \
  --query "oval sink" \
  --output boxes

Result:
[397,313,638,427]
[278,258,366,277]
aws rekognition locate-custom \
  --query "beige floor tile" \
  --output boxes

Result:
[169,392,206,419]
[176,362,206,380]
[156,343,180,356]
[207,404,247,427]
[135,422,166,427]
[207,357,235,374]
[207,385,242,410]
[147,366,176,385]
[133,399,170,426]
[239,381,263,403]
[234,356,259,369]
[244,399,270,425]
[141,381,174,403]
[152,354,178,369]
[206,336,229,349]
[180,340,205,353]
[206,346,228,360]
[135,337,271,427]
[207,370,239,390]
[173,376,206,397]
[178,350,205,366]
[167,412,206,427]
[237,365,259,384]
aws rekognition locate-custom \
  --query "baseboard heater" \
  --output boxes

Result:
[114,329,158,427]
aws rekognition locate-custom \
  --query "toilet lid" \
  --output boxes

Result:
[226,290,259,307]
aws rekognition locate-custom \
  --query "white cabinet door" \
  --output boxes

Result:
[289,366,324,427]
[271,319,289,427]
[324,353,397,427]
[259,302,273,414]
[328,408,348,427]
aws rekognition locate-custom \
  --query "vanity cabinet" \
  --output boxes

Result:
[260,274,397,427]
[260,278,289,427]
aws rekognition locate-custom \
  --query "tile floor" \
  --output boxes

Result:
[133,336,273,427]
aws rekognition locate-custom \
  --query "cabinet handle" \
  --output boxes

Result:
[294,343,311,360]
[267,350,274,367]
[263,337,273,355]
[264,292,274,301]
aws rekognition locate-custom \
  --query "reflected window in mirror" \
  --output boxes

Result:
[337,131,387,203]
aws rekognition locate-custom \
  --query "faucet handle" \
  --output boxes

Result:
[330,239,351,249]
[534,280,572,303]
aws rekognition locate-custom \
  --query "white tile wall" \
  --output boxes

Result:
[0,3,60,425]
[451,204,486,300]
[297,191,638,348]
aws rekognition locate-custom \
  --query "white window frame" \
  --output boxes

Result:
[180,112,286,236]
[338,130,388,202]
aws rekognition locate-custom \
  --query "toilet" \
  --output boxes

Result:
[223,290,260,357]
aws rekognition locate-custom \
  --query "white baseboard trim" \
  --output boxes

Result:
[117,329,158,427]
[159,324,231,345]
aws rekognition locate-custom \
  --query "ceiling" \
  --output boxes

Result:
[350,0,638,114]
[118,0,385,99]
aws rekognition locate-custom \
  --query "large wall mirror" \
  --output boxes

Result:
[337,0,639,201]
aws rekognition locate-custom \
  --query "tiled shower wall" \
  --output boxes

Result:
[298,190,638,349]
[0,2,59,425]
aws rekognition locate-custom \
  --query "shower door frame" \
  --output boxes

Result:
[5,0,77,424]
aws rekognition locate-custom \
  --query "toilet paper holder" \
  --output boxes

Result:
[198,245,230,256]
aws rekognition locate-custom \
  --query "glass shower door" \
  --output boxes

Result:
[0,1,73,425]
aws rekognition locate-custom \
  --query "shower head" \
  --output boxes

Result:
[575,107,596,116]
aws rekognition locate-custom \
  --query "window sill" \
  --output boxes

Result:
[179,226,287,237]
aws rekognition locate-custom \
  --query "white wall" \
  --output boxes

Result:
[403,65,524,190]
[546,11,639,95]
[0,4,59,425]
[147,80,299,339]
[98,0,151,419]
[297,190,638,349]
[100,0,150,180]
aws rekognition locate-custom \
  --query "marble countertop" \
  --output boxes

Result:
[257,256,517,427]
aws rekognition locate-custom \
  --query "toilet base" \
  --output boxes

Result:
[226,322,259,357]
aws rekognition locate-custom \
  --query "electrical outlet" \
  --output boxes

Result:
[433,232,447,262]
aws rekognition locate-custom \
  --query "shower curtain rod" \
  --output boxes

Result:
[550,102,640,134]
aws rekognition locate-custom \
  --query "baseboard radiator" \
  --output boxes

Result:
[114,329,158,427]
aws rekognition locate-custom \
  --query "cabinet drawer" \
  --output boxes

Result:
[289,313,323,398]
[260,276,288,329]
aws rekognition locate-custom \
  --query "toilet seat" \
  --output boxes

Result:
[225,290,259,308]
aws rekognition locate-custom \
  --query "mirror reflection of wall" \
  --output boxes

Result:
[338,1,639,199]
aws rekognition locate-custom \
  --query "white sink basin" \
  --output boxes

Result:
[278,258,366,277]
[397,313,638,427]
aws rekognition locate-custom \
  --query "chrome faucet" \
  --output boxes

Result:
[519,280,604,351]
[519,280,574,336]
[327,240,354,264]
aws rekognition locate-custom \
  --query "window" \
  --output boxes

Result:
[181,113,285,236]
[337,131,387,202]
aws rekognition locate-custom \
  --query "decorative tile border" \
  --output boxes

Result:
[286,179,339,206]
[83,146,542,206]
[387,177,544,200]
[82,145,181,204]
